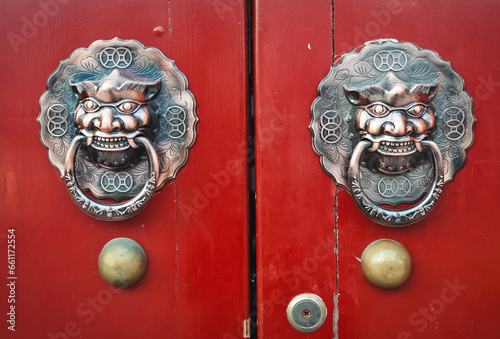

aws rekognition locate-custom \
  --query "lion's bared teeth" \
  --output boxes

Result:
[375,140,418,155]
[91,135,131,150]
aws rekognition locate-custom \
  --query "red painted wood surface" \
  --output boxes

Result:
[335,1,500,338]
[254,1,337,337]
[255,0,500,338]
[0,0,249,338]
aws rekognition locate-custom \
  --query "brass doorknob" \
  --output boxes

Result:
[98,238,148,288]
[361,239,411,290]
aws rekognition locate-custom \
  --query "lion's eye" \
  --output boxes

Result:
[81,98,100,113]
[407,104,427,117]
[365,103,390,117]
[116,101,141,114]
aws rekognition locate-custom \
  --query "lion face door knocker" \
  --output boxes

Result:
[310,40,475,226]
[39,38,197,221]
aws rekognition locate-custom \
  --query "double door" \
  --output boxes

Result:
[1,0,499,338]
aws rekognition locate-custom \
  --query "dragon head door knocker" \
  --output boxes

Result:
[39,38,197,221]
[311,40,475,226]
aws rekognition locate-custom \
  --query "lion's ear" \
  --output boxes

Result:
[410,82,439,104]
[344,85,384,106]
[427,83,438,103]
[70,81,96,101]
[344,86,362,105]
[143,79,162,100]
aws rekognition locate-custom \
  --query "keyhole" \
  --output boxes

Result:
[302,309,312,319]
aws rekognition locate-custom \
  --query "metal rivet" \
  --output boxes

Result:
[286,293,327,333]
[361,239,412,290]
[98,238,147,288]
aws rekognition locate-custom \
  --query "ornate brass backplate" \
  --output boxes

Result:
[310,40,475,226]
[39,38,197,220]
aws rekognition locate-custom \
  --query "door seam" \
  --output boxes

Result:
[248,0,257,337]
[332,1,339,338]
[334,186,339,339]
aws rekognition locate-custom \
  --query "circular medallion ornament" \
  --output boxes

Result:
[47,104,69,137]
[38,38,198,220]
[320,110,343,144]
[310,40,475,226]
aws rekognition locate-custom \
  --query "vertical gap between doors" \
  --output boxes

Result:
[331,1,340,338]
[247,1,257,338]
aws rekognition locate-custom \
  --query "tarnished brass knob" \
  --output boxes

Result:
[98,238,148,288]
[361,239,412,290]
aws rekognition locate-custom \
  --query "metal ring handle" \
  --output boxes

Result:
[63,135,159,221]
[348,139,444,226]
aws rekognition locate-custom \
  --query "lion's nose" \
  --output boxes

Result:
[94,108,122,132]
[382,112,412,136]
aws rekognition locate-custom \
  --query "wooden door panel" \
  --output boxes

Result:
[254,1,337,337]
[335,1,500,338]
[0,0,249,338]
[255,0,500,338]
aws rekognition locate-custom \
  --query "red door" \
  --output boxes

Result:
[2,0,500,338]
[0,1,249,338]
[255,0,500,338]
